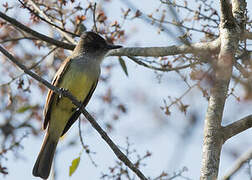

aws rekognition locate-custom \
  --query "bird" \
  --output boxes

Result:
[32,31,122,179]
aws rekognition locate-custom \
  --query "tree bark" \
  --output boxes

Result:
[200,0,245,179]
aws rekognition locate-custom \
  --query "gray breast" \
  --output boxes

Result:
[71,55,101,79]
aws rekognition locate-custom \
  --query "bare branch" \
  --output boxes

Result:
[0,47,57,87]
[0,36,38,43]
[108,38,220,57]
[78,119,98,167]
[0,11,75,50]
[120,0,176,40]
[234,62,250,78]
[26,0,76,44]
[0,134,27,156]
[0,11,221,58]
[244,31,252,40]
[222,148,252,180]
[17,0,78,38]
[0,45,148,180]
[222,115,252,142]
[92,3,97,33]
[127,56,199,72]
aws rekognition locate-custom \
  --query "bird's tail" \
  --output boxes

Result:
[33,132,58,179]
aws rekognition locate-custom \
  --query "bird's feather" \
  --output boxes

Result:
[43,57,72,130]
[61,79,98,136]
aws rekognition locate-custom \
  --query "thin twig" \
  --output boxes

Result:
[0,134,28,156]
[127,56,198,72]
[78,118,98,167]
[25,0,77,44]
[0,11,75,50]
[0,47,57,87]
[18,0,78,38]
[234,62,249,78]
[0,45,148,180]
[0,36,38,43]
[92,3,98,33]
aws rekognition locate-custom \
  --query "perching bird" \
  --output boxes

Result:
[33,31,122,179]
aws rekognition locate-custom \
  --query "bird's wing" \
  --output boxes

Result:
[60,78,98,136]
[43,57,72,130]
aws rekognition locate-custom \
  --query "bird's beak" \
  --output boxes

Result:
[106,44,122,50]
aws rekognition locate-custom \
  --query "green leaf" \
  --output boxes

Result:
[118,57,128,77]
[69,156,80,176]
[16,105,32,113]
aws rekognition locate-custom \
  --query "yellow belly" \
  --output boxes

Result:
[49,67,95,137]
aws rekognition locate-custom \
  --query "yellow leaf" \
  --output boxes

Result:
[69,156,80,176]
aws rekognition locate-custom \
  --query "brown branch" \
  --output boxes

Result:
[0,45,148,180]
[25,0,76,44]
[244,31,252,40]
[0,36,38,43]
[234,62,250,78]
[220,0,235,26]
[78,119,98,167]
[0,134,27,156]
[92,2,97,33]
[0,11,221,59]
[148,15,217,37]
[0,47,57,87]
[222,115,252,142]
[221,147,252,180]
[18,0,78,38]
[127,56,199,72]
[0,11,75,50]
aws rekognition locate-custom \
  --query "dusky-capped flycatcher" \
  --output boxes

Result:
[33,31,122,179]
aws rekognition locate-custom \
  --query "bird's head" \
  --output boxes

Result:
[74,31,122,56]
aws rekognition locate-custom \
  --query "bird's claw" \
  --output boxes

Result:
[58,88,68,98]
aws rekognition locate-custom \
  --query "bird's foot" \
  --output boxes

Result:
[58,88,69,98]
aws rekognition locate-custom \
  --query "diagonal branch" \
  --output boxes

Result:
[0,11,75,50]
[222,115,252,142]
[25,0,76,44]
[0,45,148,180]
[222,148,252,180]
[17,0,78,38]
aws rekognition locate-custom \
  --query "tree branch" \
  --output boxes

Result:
[200,0,242,179]
[127,56,199,72]
[244,31,252,40]
[222,148,252,180]
[231,0,246,33]
[17,0,78,38]
[25,0,76,44]
[222,115,252,142]
[108,38,221,57]
[0,45,148,180]
[0,10,221,59]
[0,11,75,50]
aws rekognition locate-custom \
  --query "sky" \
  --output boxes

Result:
[1,0,252,180]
